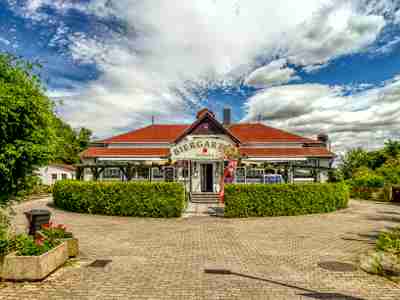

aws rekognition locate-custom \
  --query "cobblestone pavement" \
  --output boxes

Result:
[1,198,400,299]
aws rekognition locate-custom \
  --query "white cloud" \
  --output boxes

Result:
[8,0,399,141]
[0,37,10,45]
[286,1,385,67]
[242,75,400,152]
[244,59,299,88]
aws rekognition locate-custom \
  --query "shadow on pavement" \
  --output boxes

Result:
[205,269,365,300]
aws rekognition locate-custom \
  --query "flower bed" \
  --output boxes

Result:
[1,242,68,281]
[0,222,78,280]
[224,182,349,218]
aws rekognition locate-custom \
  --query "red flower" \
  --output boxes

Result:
[202,148,208,154]
[42,223,50,229]
[57,224,67,231]
[35,236,44,246]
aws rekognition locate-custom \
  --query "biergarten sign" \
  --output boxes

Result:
[171,137,234,160]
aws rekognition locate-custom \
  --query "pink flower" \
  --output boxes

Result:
[35,236,44,246]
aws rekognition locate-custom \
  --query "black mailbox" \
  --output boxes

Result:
[24,209,51,236]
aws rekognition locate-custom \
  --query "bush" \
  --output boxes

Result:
[350,173,385,188]
[53,180,186,218]
[224,183,349,218]
[376,227,400,255]
[347,173,386,201]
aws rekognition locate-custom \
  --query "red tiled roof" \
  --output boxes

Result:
[240,147,334,158]
[229,123,319,144]
[101,125,189,143]
[81,147,170,158]
[99,122,320,145]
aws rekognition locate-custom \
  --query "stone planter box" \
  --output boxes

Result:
[1,242,68,281]
[61,237,79,258]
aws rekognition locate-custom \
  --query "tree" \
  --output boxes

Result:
[0,54,56,201]
[377,155,400,185]
[383,140,400,160]
[338,148,370,180]
[52,116,92,164]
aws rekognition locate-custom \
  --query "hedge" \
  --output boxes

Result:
[53,180,186,218]
[350,185,392,202]
[224,183,349,218]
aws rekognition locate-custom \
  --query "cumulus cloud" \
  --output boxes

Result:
[286,1,385,67]
[6,0,399,142]
[244,59,299,88]
[243,75,400,152]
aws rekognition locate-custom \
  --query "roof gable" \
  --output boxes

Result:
[174,111,241,144]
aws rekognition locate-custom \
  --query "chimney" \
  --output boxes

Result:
[223,106,231,126]
[317,133,329,149]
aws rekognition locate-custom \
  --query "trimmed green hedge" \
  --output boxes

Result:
[224,183,349,218]
[53,180,186,218]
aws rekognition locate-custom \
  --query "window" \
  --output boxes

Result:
[103,168,121,179]
[137,167,150,179]
[246,168,264,178]
[152,167,164,179]
[51,174,57,181]
[61,173,67,180]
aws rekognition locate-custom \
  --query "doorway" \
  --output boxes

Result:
[201,164,213,192]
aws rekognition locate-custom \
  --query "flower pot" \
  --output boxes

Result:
[1,242,68,281]
[60,237,79,258]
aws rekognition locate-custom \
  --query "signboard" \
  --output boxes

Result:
[171,137,234,161]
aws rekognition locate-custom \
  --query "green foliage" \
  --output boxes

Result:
[376,228,400,255]
[40,222,70,240]
[350,173,385,188]
[224,183,349,218]
[377,156,400,185]
[52,117,92,164]
[339,148,370,180]
[13,234,59,256]
[0,53,55,200]
[53,180,186,218]
[327,168,344,183]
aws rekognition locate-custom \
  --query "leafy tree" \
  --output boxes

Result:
[383,140,400,160]
[52,116,92,164]
[377,156,400,185]
[338,148,370,180]
[367,150,386,170]
[0,54,56,201]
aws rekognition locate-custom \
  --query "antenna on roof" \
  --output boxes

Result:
[257,114,262,123]
[151,115,155,125]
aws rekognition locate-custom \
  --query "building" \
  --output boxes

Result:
[37,164,76,185]
[79,108,335,193]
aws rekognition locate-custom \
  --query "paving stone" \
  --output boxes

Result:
[1,197,400,299]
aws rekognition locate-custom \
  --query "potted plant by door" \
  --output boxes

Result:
[40,222,79,258]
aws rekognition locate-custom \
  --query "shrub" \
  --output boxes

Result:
[376,227,400,255]
[53,180,186,218]
[350,174,385,188]
[224,183,349,218]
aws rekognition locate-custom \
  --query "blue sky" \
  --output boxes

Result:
[1,0,400,152]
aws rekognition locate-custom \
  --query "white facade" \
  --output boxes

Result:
[37,165,76,185]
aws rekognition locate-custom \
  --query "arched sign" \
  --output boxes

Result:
[171,137,234,161]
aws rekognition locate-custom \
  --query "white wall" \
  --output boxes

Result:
[37,166,75,185]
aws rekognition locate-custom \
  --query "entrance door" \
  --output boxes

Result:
[201,164,213,192]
